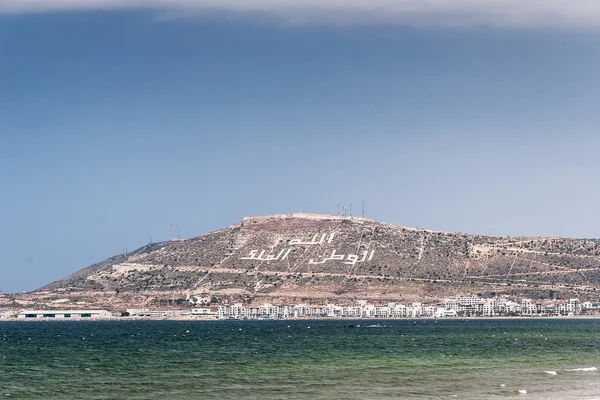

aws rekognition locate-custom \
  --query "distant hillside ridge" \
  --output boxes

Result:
[40,241,173,291]
[34,213,600,305]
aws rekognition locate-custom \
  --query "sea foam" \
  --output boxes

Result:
[544,370,557,375]
[570,367,597,372]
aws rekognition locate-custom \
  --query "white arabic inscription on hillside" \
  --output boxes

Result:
[239,232,376,265]
[289,233,335,245]
[240,249,292,261]
[308,249,374,266]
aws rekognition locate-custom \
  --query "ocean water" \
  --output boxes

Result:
[1,319,600,399]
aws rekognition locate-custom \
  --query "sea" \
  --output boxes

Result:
[1,318,600,399]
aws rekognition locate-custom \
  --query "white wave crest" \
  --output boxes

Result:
[570,367,597,372]
[544,370,557,375]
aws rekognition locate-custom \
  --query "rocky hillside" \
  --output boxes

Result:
[40,241,173,291]
[22,213,600,309]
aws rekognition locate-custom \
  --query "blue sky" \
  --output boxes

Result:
[1,4,600,293]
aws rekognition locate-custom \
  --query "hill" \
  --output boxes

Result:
[9,213,600,310]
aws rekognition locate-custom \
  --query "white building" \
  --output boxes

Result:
[322,304,343,318]
[392,304,408,318]
[442,299,459,311]
[568,298,581,315]
[407,303,423,317]
[126,308,150,316]
[457,296,479,307]
[293,304,310,317]
[422,305,436,317]
[374,304,391,318]
[481,299,496,316]
[343,306,361,317]
[434,308,457,318]
[18,310,112,319]
[218,303,245,319]
[278,305,295,318]
[521,299,537,316]
[190,308,217,316]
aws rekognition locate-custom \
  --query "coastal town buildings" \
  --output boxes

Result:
[4,296,599,321]
[213,296,598,320]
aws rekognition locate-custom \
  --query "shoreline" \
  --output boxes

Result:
[2,314,600,322]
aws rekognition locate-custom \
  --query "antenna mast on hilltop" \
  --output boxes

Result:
[337,204,340,216]
[350,203,353,217]
[177,224,181,240]
[169,223,172,241]
[362,200,364,218]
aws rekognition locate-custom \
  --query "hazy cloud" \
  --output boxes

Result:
[2,0,600,29]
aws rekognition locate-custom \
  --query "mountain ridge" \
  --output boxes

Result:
[10,213,597,311]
